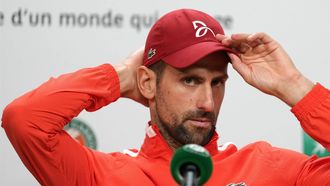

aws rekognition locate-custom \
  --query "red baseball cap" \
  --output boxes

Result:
[143,9,236,68]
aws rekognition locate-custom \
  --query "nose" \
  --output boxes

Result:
[196,85,215,113]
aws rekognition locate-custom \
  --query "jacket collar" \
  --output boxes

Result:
[138,122,219,161]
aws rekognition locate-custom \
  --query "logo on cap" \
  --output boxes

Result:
[192,20,215,38]
[148,48,156,59]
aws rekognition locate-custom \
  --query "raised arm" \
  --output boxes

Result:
[1,48,145,185]
[217,32,330,184]
[1,64,121,185]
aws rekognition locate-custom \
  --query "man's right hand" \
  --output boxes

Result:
[114,47,149,106]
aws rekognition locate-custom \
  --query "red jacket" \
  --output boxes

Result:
[2,64,330,185]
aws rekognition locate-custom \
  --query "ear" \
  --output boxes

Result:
[137,66,156,100]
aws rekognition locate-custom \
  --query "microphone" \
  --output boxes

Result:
[170,144,213,186]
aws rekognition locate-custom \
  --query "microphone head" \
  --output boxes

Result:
[170,144,213,185]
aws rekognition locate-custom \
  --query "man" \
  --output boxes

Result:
[2,9,330,185]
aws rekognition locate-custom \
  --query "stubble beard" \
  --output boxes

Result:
[155,99,217,148]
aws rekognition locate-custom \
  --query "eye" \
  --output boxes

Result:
[211,77,227,87]
[182,76,200,86]
[211,79,221,86]
[183,77,194,85]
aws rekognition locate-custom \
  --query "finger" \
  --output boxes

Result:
[247,32,273,45]
[227,53,241,65]
[231,33,273,53]
[231,33,265,48]
[221,36,246,49]
[128,46,145,59]
[215,34,240,48]
[247,39,263,48]
[238,43,252,53]
[230,55,251,82]
[137,45,145,52]
[222,33,253,51]
[231,33,252,42]
[252,43,268,54]
[215,34,228,42]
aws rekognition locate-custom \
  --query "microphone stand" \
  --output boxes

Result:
[182,164,199,186]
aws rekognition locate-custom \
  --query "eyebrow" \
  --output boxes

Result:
[216,73,229,80]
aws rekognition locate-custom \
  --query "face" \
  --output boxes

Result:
[151,52,229,148]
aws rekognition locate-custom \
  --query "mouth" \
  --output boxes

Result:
[187,118,212,128]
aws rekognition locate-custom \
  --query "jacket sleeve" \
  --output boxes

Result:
[291,83,330,185]
[1,64,121,185]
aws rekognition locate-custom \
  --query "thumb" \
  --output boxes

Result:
[228,53,240,64]
[229,53,250,82]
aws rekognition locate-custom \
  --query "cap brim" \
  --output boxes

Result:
[162,41,238,68]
